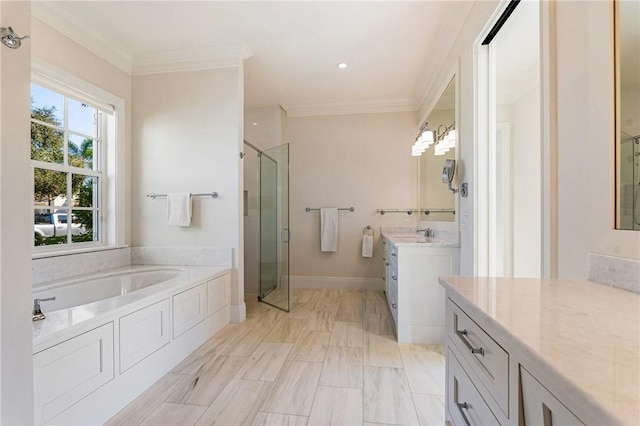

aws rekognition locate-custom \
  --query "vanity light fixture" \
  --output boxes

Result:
[411,122,455,157]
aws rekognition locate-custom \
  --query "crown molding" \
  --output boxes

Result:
[132,43,253,75]
[282,98,418,118]
[32,2,133,74]
[32,3,253,76]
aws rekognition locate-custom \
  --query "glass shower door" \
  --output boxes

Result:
[259,143,290,312]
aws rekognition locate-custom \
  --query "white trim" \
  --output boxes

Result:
[230,303,246,323]
[31,9,132,74]
[290,276,384,291]
[132,43,254,75]
[31,59,127,253]
[282,98,418,118]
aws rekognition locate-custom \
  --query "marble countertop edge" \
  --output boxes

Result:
[439,276,635,426]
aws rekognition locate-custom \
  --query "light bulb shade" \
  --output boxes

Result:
[416,139,433,149]
[418,130,434,143]
[434,142,450,155]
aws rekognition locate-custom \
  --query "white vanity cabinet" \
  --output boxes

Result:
[441,276,635,426]
[382,235,459,344]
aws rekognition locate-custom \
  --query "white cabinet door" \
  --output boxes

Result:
[33,323,114,425]
[119,299,171,373]
[173,284,206,338]
[520,367,583,426]
[206,274,230,317]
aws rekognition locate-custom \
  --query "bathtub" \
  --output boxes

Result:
[32,264,231,425]
[33,268,184,312]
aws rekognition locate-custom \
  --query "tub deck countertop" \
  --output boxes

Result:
[32,265,230,352]
[440,275,640,426]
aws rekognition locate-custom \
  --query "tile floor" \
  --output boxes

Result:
[107,289,445,426]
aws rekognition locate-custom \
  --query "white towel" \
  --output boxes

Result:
[167,193,192,227]
[362,234,374,258]
[320,208,339,252]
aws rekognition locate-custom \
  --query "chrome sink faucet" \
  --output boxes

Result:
[417,228,434,238]
[32,297,56,321]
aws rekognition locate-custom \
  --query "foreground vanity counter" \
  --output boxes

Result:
[440,276,640,426]
[382,229,460,343]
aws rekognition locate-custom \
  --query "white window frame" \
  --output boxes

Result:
[31,59,126,257]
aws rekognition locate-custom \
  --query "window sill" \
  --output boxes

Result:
[32,244,130,260]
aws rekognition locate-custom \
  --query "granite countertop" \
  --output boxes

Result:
[440,276,640,426]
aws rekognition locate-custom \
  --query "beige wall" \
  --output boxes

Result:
[0,2,34,423]
[131,67,245,315]
[283,112,418,280]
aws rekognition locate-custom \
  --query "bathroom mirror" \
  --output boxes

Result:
[616,0,640,230]
[418,77,456,222]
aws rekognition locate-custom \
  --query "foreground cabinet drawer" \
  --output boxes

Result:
[520,367,583,426]
[34,323,114,424]
[206,274,230,317]
[447,299,509,416]
[173,284,206,338]
[447,347,500,425]
[119,299,170,373]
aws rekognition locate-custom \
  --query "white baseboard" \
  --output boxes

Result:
[230,302,246,323]
[290,276,384,291]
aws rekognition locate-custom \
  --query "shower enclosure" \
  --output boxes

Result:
[259,144,290,311]
[243,140,290,312]
[620,133,640,230]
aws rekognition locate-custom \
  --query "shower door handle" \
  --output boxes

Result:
[281,228,290,243]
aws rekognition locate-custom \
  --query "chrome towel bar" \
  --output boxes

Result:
[146,192,219,199]
[305,207,354,212]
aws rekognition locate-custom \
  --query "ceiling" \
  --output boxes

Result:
[32,1,473,114]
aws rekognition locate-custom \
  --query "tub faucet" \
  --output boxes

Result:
[32,297,56,321]
[417,228,433,238]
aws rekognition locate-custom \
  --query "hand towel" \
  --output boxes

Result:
[320,208,339,252]
[362,234,374,258]
[167,193,192,227]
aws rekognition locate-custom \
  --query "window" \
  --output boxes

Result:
[31,76,117,251]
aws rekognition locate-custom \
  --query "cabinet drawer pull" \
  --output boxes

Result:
[392,303,397,309]
[391,252,396,257]
[456,402,471,426]
[385,262,389,266]
[392,275,397,280]
[456,329,485,356]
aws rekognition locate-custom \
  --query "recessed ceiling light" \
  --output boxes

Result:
[252,122,258,126]
[337,62,348,69]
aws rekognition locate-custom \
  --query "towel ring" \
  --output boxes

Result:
[363,225,374,236]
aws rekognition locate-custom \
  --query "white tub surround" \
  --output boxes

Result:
[32,246,131,285]
[32,265,231,425]
[381,229,459,344]
[440,276,639,426]
[588,252,640,293]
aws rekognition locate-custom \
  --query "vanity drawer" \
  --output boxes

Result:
[447,299,509,416]
[520,366,583,425]
[447,346,500,426]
